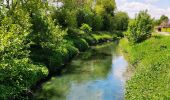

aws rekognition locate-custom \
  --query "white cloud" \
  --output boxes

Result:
[144,0,159,4]
[116,1,170,19]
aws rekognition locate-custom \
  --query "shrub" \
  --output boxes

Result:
[125,11,153,43]
[82,34,98,45]
[80,23,92,33]
[67,27,84,36]
[0,6,48,99]
[92,33,113,43]
[27,1,67,71]
[68,37,89,52]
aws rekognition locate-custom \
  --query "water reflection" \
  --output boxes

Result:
[67,56,128,100]
[35,43,128,100]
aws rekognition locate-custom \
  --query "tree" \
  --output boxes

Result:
[77,8,94,27]
[95,0,116,31]
[160,15,168,22]
[0,4,48,99]
[154,15,169,26]
[92,13,103,31]
[114,11,129,31]
[125,10,153,43]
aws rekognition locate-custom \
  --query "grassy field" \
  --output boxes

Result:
[162,28,170,32]
[119,34,170,99]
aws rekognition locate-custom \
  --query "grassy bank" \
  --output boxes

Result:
[119,35,170,99]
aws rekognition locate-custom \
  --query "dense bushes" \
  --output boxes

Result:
[0,5,48,99]
[0,59,48,99]
[125,11,153,43]
[119,35,170,99]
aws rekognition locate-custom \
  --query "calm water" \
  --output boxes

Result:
[36,42,128,100]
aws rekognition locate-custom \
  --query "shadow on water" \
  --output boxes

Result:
[35,42,128,100]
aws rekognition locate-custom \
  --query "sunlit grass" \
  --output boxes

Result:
[119,34,170,99]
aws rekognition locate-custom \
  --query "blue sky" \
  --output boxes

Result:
[116,0,170,19]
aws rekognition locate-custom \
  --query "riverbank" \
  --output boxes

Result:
[119,34,170,99]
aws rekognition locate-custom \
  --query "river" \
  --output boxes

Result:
[35,42,128,100]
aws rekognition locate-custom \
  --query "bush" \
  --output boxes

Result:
[0,59,48,99]
[49,42,79,70]
[82,34,98,45]
[80,23,92,33]
[92,33,113,43]
[0,6,48,99]
[67,27,84,36]
[125,11,153,43]
[27,1,67,72]
[68,37,89,52]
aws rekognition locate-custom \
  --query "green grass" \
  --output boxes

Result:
[119,34,170,99]
[162,28,170,32]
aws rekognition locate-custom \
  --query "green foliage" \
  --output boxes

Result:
[68,37,89,52]
[67,27,84,35]
[125,11,153,43]
[0,0,123,99]
[77,8,94,27]
[154,15,169,26]
[96,0,116,15]
[102,14,115,31]
[119,35,170,99]
[92,14,103,31]
[92,32,113,43]
[26,0,67,72]
[80,23,92,33]
[54,9,77,28]
[0,6,48,99]
[114,12,129,31]
[51,42,79,68]
[81,34,98,45]
[160,15,169,23]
